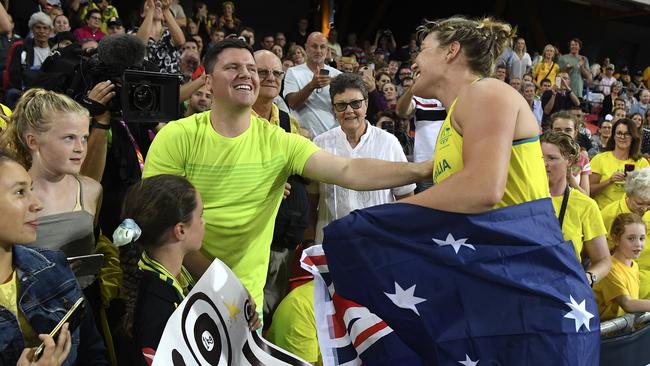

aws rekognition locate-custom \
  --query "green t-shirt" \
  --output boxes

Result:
[558,54,589,97]
[143,111,320,307]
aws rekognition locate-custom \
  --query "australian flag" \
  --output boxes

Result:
[311,198,600,366]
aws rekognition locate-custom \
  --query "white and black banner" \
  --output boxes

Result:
[152,259,311,366]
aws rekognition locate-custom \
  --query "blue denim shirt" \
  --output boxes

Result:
[0,245,107,366]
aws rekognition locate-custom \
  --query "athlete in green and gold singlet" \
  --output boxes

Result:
[400,18,549,214]
[432,93,549,209]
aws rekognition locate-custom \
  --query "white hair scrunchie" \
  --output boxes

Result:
[112,218,142,247]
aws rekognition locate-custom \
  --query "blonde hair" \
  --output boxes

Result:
[0,88,89,169]
[543,44,557,61]
[416,16,516,76]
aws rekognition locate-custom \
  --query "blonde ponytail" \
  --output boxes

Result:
[417,16,517,76]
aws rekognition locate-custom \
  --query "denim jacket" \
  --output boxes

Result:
[0,245,108,366]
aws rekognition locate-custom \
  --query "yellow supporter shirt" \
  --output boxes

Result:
[251,104,301,135]
[601,197,650,298]
[433,98,549,208]
[143,111,320,309]
[0,271,38,347]
[266,281,322,365]
[551,188,606,260]
[533,61,560,86]
[593,256,640,321]
[0,103,12,131]
[590,151,650,209]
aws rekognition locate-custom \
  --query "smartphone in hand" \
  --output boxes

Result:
[32,297,85,362]
[319,69,330,76]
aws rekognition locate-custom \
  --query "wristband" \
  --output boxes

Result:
[91,120,111,130]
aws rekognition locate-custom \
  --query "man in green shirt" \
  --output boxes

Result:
[143,39,431,314]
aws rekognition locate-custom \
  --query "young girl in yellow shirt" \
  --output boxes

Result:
[594,213,650,320]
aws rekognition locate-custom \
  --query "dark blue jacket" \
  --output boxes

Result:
[0,245,108,366]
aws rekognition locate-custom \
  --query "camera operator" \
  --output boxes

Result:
[77,34,164,235]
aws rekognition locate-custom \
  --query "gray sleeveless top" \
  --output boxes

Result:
[31,176,95,257]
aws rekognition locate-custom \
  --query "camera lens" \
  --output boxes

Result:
[132,84,156,111]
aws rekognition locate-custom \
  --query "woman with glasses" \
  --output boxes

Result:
[540,130,610,288]
[588,119,613,158]
[601,168,650,299]
[310,73,415,244]
[590,118,650,209]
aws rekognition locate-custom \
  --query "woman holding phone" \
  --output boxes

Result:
[590,118,650,209]
[0,150,108,366]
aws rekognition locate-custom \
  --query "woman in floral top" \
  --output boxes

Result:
[131,0,185,74]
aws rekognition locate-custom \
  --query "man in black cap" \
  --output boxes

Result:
[106,17,124,35]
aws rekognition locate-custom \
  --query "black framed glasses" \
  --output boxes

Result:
[333,99,366,112]
[257,69,285,80]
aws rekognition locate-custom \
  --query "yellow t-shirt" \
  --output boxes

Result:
[590,151,650,209]
[251,104,301,135]
[266,281,322,365]
[551,188,606,260]
[0,103,12,131]
[433,98,549,208]
[533,61,560,86]
[593,256,639,321]
[600,197,650,298]
[143,111,320,308]
[0,271,38,347]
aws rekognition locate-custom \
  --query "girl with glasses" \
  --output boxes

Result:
[590,118,650,209]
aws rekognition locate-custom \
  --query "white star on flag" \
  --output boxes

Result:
[384,282,427,316]
[564,295,594,332]
[458,354,479,366]
[433,233,476,254]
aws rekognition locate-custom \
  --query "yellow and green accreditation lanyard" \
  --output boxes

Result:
[138,251,196,307]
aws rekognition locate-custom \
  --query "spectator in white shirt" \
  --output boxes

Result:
[284,32,342,137]
[308,73,415,243]
[509,37,532,80]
